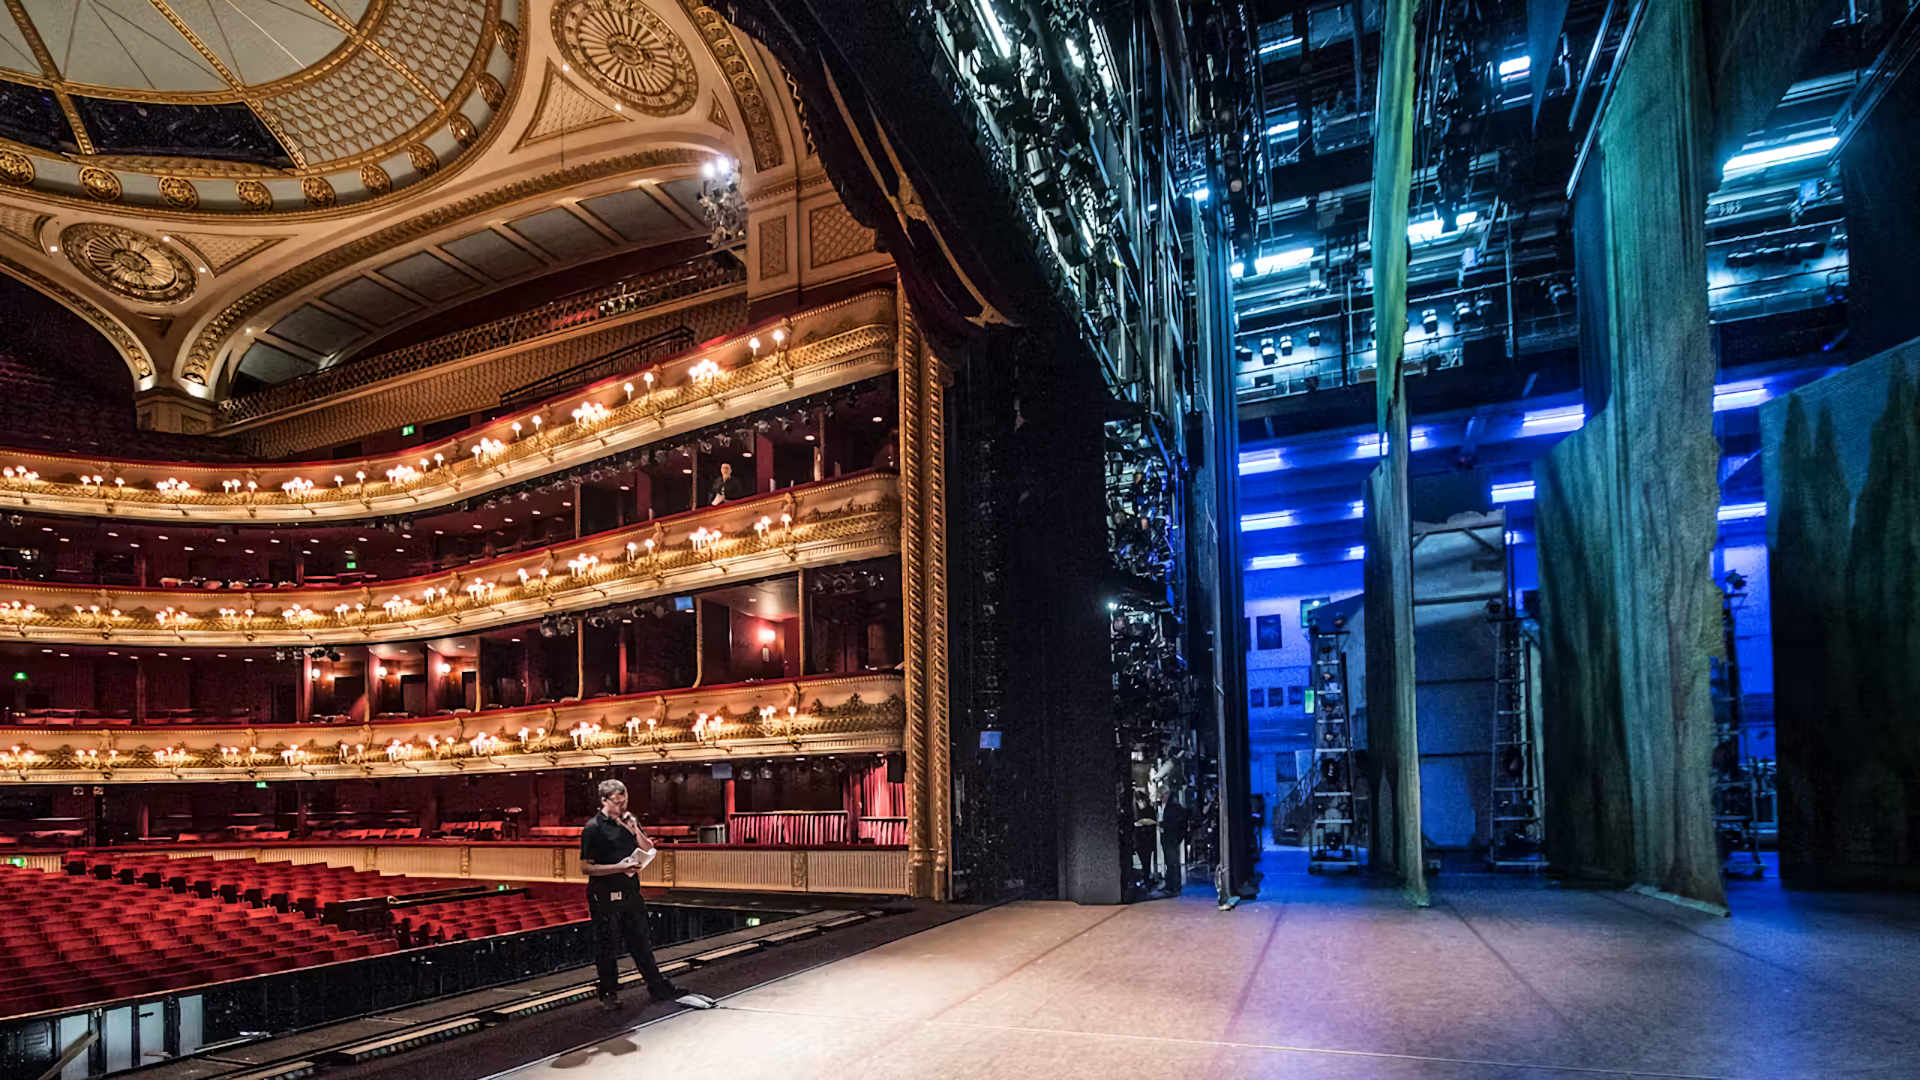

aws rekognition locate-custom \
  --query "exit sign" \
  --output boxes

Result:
[401,424,416,436]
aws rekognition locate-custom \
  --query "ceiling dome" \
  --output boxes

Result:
[0,0,515,214]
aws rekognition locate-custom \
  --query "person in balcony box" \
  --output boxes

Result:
[579,778,715,1011]
[708,461,744,505]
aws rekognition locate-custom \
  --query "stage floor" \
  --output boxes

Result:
[486,855,1920,1080]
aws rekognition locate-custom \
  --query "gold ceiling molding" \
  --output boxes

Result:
[676,0,783,172]
[302,177,338,209]
[79,168,122,203]
[553,0,700,117]
[515,62,630,149]
[171,235,283,277]
[708,91,733,132]
[0,0,525,221]
[182,146,706,384]
[60,223,198,305]
[158,178,199,211]
[0,207,46,249]
[0,151,35,186]
[479,72,507,109]
[361,163,394,196]
[235,181,274,212]
[0,256,156,380]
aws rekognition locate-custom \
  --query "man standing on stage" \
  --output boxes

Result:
[579,778,715,1010]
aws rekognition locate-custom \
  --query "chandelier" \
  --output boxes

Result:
[698,157,746,248]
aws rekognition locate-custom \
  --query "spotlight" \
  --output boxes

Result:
[1421,308,1440,335]
[1259,338,1277,364]
[1279,336,1294,357]
[1306,327,1321,347]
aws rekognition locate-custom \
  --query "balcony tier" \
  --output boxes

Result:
[0,472,898,646]
[0,672,903,784]
[0,290,897,524]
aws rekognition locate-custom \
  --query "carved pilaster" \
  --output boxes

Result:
[922,344,951,899]
[897,280,933,898]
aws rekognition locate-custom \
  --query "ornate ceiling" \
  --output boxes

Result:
[0,0,807,402]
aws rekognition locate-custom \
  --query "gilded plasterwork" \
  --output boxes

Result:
[0,208,45,250]
[235,180,274,211]
[708,91,733,132]
[809,203,877,267]
[515,62,628,149]
[758,215,788,279]
[677,0,782,171]
[79,167,122,203]
[361,163,394,196]
[408,143,441,174]
[158,177,200,210]
[0,0,516,218]
[0,152,34,186]
[60,224,197,304]
[302,177,338,209]
[173,235,283,276]
[552,0,699,117]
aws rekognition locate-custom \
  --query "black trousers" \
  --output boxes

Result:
[589,890,674,999]
[1161,835,1183,892]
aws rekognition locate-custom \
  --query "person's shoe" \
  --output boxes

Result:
[674,992,717,1010]
[647,984,685,1002]
[597,994,623,1012]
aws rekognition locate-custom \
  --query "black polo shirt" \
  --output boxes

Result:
[580,812,641,901]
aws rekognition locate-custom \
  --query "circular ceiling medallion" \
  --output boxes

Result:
[554,0,698,117]
[478,72,506,109]
[360,163,393,196]
[302,176,336,209]
[0,151,33,186]
[61,224,195,304]
[235,180,273,211]
[408,144,440,175]
[158,176,199,210]
[80,167,121,202]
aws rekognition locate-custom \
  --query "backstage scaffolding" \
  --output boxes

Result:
[1307,622,1361,874]
[1714,572,1766,880]
[1486,599,1545,869]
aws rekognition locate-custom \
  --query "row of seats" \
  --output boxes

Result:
[72,853,462,916]
[0,865,397,1018]
[72,853,585,947]
[395,893,588,946]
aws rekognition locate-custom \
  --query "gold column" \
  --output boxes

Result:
[897,284,933,898]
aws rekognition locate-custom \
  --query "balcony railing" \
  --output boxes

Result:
[0,471,900,647]
[0,289,899,524]
[0,671,905,783]
[216,258,745,425]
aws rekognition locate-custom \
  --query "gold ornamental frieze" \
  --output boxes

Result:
[0,673,906,784]
[553,0,700,117]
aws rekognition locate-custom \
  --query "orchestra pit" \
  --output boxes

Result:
[0,2,1917,1079]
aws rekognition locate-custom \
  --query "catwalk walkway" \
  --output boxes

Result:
[484,858,1919,1079]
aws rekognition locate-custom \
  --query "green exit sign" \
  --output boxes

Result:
[401,424,416,436]
[6,857,24,867]
[255,781,269,789]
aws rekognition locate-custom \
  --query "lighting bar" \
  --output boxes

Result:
[1239,448,1286,475]
[1348,500,1365,518]
[1713,382,1772,411]
[1240,511,1297,532]
[1344,545,1366,561]
[1498,56,1530,80]
[1717,502,1767,522]
[1352,428,1431,458]
[1246,553,1303,570]
[1722,136,1837,178]
[1191,186,1211,202]
[1266,118,1300,137]
[1408,214,1447,244]
[1491,480,1536,504]
[1519,405,1585,434]
[1252,247,1315,275]
[1258,35,1302,55]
